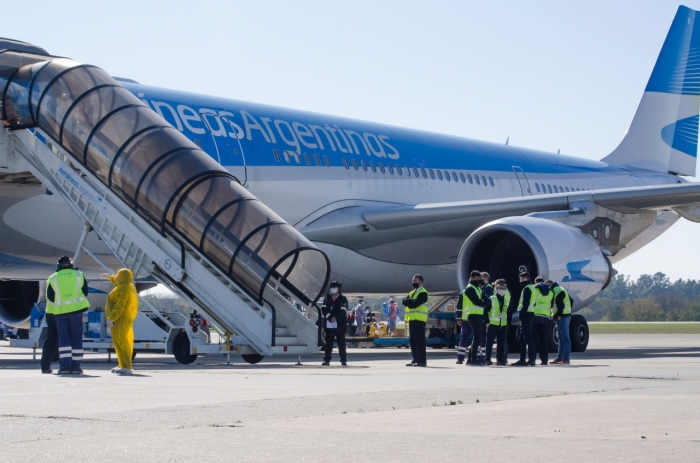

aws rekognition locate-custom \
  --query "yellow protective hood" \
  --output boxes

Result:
[110,268,133,286]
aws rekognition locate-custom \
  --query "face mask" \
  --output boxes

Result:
[412,282,420,289]
[497,289,506,296]
[330,287,338,294]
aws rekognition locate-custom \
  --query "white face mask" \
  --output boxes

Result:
[330,287,338,294]
[497,289,506,296]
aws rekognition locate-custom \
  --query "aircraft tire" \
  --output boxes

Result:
[173,332,198,364]
[242,354,264,364]
[570,314,589,352]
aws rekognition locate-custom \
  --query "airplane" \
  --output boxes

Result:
[1,6,700,351]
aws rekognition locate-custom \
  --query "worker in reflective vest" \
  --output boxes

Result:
[512,272,537,366]
[485,279,511,366]
[456,270,488,366]
[531,276,554,365]
[547,280,574,365]
[402,274,429,367]
[478,272,494,361]
[46,256,89,374]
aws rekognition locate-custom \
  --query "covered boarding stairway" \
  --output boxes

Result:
[0,48,330,360]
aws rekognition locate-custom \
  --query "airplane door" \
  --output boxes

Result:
[200,110,248,187]
[512,166,532,196]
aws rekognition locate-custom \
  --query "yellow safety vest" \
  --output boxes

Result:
[533,286,553,319]
[518,283,536,313]
[46,269,89,316]
[406,287,429,323]
[461,284,483,320]
[488,291,511,327]
[551,285,572,315]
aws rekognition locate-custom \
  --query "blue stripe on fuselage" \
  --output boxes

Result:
[122,83,633,177]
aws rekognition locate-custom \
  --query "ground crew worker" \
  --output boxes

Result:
[512,272,536,366]
[457,270,488,366]
[402,274,428,367]
[485,279,510,366]
[531,276,554,365]
[39,302,59,374]
[386,298,398,335]
[46,256,89,375]
[321,281,349,367]
[478,272,494,361]
[547,280,573,365]
[104,269,138,375]
[354,299,365,337]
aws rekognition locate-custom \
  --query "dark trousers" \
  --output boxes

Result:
[533,321,549,364]
[468,316,485,364]
[486,324,507,364]
[409,320,427,365]
[40,313,58,371]
[456,321,472,362]
[56,311,84,371]
[519,312,536,364]
[324,328,347,363]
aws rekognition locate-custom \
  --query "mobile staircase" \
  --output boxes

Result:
[0,49,330,362]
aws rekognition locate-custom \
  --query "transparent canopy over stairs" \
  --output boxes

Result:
[0,49,330,358]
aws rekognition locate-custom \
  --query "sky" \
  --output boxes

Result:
[6,0,700,282]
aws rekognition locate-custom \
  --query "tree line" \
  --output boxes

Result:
[579,273,700,321]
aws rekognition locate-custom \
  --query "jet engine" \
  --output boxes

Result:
[0,280,41,328]
[457,217,612,308]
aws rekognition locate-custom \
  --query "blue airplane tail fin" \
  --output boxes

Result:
[603,6,700,176]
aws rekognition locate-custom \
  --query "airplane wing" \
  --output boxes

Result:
[301,182,700,265]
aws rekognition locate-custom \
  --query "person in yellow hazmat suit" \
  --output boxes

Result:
[102,269,138,375]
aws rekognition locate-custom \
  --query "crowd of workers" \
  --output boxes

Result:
[322,271,573,368]
[38,255,572,373]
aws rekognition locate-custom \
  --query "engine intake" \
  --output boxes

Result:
[457,217,611,308]
[0,280,40,328]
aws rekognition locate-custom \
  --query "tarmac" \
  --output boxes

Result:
[0,334,698,462]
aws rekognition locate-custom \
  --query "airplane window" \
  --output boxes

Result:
[396,165,402,175]
[194,139,202,148]
[370,161,377,172]
[379,163,386,173]
[273,149,281,162]
[452,172,458,182]
[460,173,466,183]
[304,153,311,165]
[284,150,300,164]
[565,186,570,192]
[547,184,552,193]
[314,154,321,166]
[388,164,394,174]
[535,183,541,193]
[475,175,480,185]
[481,175,487,186]
[437,170,443,180]
[352,159,359,170]
[413,167,419,177]
[361,160,367,171]
[467,174,473,184]
[405,166,411,177]
[489,177,494,187]
[445,171,451,182]
[429,169,435,179]
[324,155,331,167]
[342,158,349,169]
[421,168,427,178]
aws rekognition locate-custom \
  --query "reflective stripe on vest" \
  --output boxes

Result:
[461,285,483,319]
[407,287,429,322]
[552,285,572,315]
[533,287,553,318]
[49,269,89,315]
[488,291,511,326]
[518,284,536,312]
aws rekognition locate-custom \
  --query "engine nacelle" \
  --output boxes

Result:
[457,217,612,308]
[0,280,41,328]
